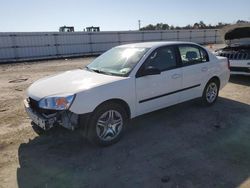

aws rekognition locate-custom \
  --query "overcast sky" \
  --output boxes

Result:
[1,0,250,32]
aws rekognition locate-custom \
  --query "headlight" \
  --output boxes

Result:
[39,94,75,110]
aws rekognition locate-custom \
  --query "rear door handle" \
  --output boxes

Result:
[201,67,208,72]
[171,74,181,79]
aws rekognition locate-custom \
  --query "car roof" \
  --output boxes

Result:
[117,41,199,48]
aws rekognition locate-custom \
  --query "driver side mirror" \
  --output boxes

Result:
[141,66,161,76]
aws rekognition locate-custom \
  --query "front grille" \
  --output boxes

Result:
[230,67,250,73]
[219,52,250,60]
[28,97,58,115]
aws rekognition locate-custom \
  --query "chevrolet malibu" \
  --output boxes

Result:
[24,42,230,146]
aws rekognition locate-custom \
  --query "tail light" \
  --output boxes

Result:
[227,58,230,69]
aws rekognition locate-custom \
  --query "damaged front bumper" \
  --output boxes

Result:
[24,99,79,131]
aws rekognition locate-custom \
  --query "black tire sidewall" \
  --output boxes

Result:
[87,103,127,146]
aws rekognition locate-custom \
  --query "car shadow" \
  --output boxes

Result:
[17,97,250,188]
[229,75,250,86]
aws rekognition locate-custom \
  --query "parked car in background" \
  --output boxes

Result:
[215,24,250,75]
[24,41,230,146]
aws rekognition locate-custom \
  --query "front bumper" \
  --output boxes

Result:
[229,60,250,75]
[24,98,81,131]
[230,67,250,75]
[24,99,57,130]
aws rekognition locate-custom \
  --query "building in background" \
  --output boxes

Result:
[59,26,75,32]
[85,26,100,32]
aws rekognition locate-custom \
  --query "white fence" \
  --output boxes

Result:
[0,29,222,63]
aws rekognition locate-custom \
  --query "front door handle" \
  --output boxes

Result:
[171,74,181,79]
[201,67,208,72]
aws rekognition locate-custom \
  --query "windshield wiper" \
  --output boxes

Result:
[86,67,114,75]
[85,66,99,73]
[97,70,114,76]
[91,69,101,73]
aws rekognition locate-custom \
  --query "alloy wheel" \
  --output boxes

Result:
[206,82,218,103]
[96,110,123,141]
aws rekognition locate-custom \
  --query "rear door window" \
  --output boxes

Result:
[178,45,209,66]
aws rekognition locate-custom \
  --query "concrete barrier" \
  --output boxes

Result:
[0,29,222,63]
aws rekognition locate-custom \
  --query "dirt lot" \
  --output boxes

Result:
[0,55,250,188]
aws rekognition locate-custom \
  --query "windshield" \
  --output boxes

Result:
[86,47,149,77]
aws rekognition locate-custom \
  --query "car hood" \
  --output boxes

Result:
[221,23,250,46]
[27,69,126,100]
[224,27,250,40]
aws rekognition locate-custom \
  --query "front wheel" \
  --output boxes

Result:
[201,79,219,106]
[87,103,127,146]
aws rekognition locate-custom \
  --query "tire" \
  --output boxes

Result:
[87,102,128,146]
[201,79,219,106]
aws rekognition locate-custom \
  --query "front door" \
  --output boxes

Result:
[135,46,182,116]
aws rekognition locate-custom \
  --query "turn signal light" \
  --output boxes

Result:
[56,98,68,107]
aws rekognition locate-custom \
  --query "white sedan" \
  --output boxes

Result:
[24,41,230,146]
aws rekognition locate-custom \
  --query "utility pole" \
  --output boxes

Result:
[138,20,141,30]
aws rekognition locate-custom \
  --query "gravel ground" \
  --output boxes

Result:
[0,48,249,188]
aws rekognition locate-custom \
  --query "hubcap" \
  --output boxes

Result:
[206,82,218,103]
[96,110,123,141]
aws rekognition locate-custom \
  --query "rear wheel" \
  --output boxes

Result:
[202,79,219,106]
[87,103,127,146]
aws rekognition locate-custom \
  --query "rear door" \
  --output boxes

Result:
[135,45,182,116]
[177,44,210,101]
